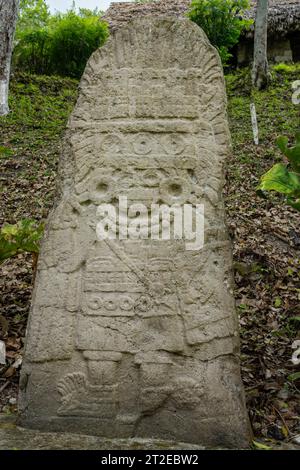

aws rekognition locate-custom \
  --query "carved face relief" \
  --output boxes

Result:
[19,18,250,447]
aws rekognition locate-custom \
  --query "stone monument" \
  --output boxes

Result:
[19,17,251,448]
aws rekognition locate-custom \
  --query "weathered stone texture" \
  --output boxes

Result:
[19,17,250,448]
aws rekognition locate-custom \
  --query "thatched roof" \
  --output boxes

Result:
[102,0,300,38]
[246,0,300,38]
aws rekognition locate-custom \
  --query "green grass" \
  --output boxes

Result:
[226,64,300,148]
[0,73,78,225]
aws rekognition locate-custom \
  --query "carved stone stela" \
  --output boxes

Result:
[19,18,250,447]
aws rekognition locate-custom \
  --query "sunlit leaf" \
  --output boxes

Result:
[0,219,44,264]
[252,440,272,450]
[258,163,300,196]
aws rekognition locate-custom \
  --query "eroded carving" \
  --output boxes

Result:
[19,17,250,447]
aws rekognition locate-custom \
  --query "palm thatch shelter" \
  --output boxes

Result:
[102,0,300,64]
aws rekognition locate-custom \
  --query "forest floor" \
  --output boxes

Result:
[0,65,300,449]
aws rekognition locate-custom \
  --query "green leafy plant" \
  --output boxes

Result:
[17,0,50,36]
[258,132,300,211]
[46,12,109,78]
[0,219,44,265]
[14,7,109,78]
[288,372,300,382]
[187,0,252,65]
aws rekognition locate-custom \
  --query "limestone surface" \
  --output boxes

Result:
[19,17,251,448]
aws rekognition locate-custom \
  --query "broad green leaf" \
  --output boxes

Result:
[288,372,300,382]
[276,136,289,155]
[276,132,300,173]
[258,163,300,196]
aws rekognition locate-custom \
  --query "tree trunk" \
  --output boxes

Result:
[0,0,19,116]
[252,0,269,90]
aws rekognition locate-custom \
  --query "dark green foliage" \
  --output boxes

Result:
[14,28,52,76]
[187,0,252,65]
[46,13,109,78]
[13,6,109,78]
